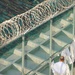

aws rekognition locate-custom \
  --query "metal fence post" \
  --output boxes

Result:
[71,1,75,75]
[22,29,29,75]
[49,19,53,75]
[22,35,25,75]
[73,1,75,37]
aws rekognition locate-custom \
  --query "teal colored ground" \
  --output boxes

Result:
[0,0,44,23]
